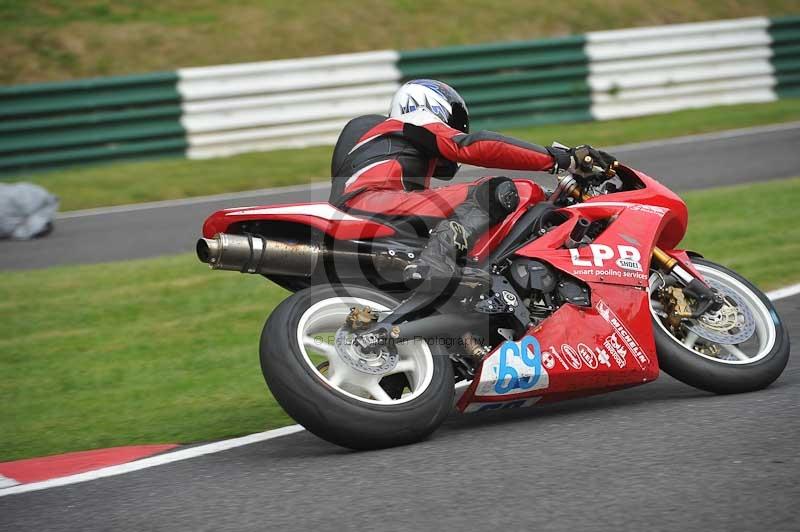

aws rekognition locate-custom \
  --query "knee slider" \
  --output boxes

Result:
[474,177,519,225]
[494,179,520,214]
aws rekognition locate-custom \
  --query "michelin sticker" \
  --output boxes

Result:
[596,300,650,368]
[475,336,549,397]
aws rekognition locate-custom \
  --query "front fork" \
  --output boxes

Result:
[651,247,724,318]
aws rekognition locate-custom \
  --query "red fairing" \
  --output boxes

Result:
[458,283,659,411]
[470,179,547,260]
[201,202,396,240]
[458,167,694,412]
[515,203,666,288]
[504,168,689,289]
[601,167,688,249]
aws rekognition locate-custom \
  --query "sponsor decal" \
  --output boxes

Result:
[570,244,647,281]
[616,258,642,271]
[474,308,649,399]
[603,333,628,368]
[542,349,557,370]
[476,337,549,397]
[577,343,599,369]
[570,244,641,268]
[628,204,667,215]
[561,344,583,370]
[449,221,469,252]
[546,346,569,370]
[596,300,649,368]
[543,343,606,372]
[595,346,612,368]
[464,398,541,413]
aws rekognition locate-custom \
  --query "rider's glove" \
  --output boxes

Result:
[547,144,617,177]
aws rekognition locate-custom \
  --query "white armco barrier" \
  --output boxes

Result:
[178,51,401,159]
[587,17,778,120]
[166,17,788,160]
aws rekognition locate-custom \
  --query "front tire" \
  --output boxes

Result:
[260,284,454,450]
[650,258,790,394]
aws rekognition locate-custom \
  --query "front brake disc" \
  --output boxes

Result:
[685,277,756,345]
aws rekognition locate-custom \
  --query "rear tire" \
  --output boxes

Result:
[260,284,454,449]
[651,258,790,394]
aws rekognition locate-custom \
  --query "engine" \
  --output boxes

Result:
[507,258,590,321]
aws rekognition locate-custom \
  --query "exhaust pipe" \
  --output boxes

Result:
[197,233,320,276]
[197,233,410,277]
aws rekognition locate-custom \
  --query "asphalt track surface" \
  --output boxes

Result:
[1,292,797,531]
[1,125,799,530]
[1,122,799,270]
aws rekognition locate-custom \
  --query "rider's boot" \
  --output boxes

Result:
[404,177,519,287]
[403,199,492,286]
[403,220,470,282]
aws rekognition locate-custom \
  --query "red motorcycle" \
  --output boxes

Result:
[197,162,790,449]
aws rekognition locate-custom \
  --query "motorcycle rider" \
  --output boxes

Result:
[330,79,616,284]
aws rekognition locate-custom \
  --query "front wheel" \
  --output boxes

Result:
[260,284,454,450]
[650,258,790,394]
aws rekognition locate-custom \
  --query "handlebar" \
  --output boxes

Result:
[581,156,620,178]
[549,160,623,205]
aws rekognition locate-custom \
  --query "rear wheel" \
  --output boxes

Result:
[650,258,789,394]
[260,284,454,449]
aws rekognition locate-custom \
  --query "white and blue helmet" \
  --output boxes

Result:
[389,79,470,133]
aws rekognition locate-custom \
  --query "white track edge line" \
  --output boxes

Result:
[57,121,800,220]
[0,474,19,489]
[766,282,800,301]
[0,425,305,497]
[2,282,798,498]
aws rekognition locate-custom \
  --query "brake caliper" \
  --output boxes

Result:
[658,286,693,331]
[659,281,756,346]
[345,305,379,331]
[335,306,398,375]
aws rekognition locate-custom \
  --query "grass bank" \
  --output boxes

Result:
[18,98,800,212]
[3,1,797,84]
[1,177,798,461]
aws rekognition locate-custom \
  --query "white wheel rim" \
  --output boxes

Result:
[650,264,777,365]
[296,296,435,405]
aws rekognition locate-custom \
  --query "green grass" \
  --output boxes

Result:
[1,177,798,461]
[3,1,797,84]
[1,256,292,461]
[18,98,800,212]
[681,179,800,289]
